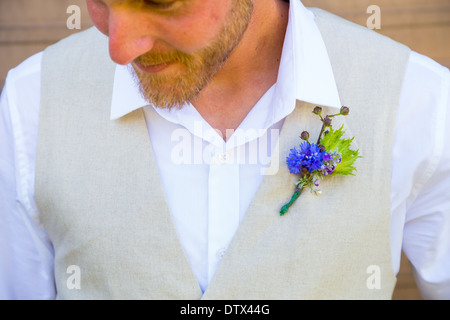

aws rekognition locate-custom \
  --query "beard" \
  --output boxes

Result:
[129,0,254,110]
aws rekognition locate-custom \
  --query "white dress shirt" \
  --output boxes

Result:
[1,1,450,299]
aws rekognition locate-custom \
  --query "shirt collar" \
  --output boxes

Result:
[277,0,341,111]
[110,64,148,120]
[110,0,342,121]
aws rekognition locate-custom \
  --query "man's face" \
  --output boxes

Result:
[87,0,254,109]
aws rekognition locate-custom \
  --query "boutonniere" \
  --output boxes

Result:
[280,106,361,216]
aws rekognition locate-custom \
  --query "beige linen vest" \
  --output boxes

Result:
[36,8,411,299]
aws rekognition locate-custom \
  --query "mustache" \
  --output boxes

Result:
[134,50,194,66]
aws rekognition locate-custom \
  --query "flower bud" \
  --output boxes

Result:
[300,131,310,141]
[318,144,326,152]
[313,106,322,115]
[340,106,349,115]
[323,116,332,127]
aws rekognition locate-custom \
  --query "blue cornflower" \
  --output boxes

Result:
[286,142,326,174]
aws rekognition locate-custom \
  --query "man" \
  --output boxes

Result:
[0,0,449,299]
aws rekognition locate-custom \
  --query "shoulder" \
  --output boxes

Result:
[1,51,43,129]
[405,51,449,89]
[396,50,449,165]
[398,51,449,133]
[309,7,408,50]
[3,27,105,86]
[4,51,43,91]
[41,27,114,90]
[44,27,108,57]
[308,7,411,82]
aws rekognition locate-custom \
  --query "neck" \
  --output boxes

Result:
[192,0,289,140]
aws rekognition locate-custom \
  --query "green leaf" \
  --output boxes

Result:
[320,125,361,176]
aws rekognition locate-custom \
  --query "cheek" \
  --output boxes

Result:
[163,7,227,53]
[86,0,110,36]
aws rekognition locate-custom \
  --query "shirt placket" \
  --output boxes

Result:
[207,148,240,283]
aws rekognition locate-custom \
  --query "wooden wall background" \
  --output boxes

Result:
[1,0,449,300]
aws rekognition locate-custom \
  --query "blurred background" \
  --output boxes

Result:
[1,0,449,300]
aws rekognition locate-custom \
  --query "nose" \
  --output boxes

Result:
[107,9,155,65]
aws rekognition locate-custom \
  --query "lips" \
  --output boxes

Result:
[134,61,172,74]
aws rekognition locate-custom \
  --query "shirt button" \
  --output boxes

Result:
[215,152,230,164]
[216,248,227,260]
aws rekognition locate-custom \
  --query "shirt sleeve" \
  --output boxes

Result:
[0,52,56,300]
[392,51,450,300]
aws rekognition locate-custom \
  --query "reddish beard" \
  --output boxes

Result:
[129,0,254,110]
